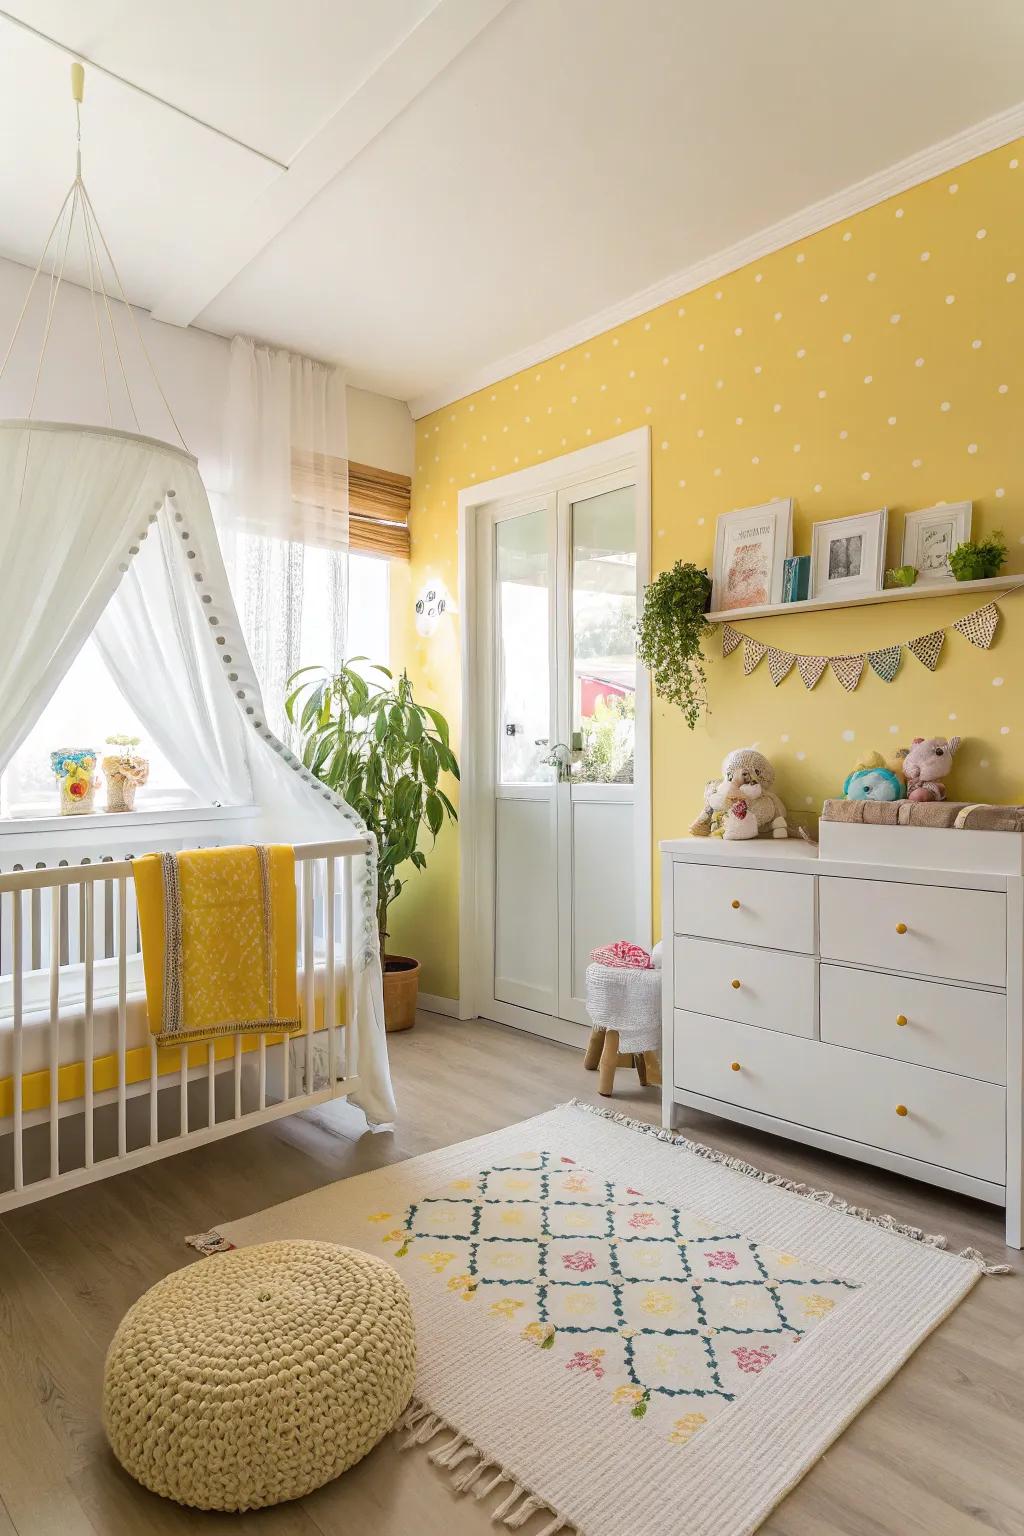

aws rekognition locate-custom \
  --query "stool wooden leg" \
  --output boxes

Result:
[584,1026,606,1071]
[597,1029,620,1097]
[643,1050,662,1088]
[634,1052,648,1087]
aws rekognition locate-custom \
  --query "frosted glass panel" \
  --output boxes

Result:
[496,512,552,784]
[571,487,636,784]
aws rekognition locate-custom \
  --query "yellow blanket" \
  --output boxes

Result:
[133,845,301,1047]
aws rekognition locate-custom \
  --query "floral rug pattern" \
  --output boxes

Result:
[369,1149,861,1446]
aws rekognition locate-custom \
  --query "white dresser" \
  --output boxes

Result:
[660,838,1023,1247]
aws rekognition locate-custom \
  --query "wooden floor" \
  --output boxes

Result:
[0,1012,1020,1536]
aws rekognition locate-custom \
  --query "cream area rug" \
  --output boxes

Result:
[190,1102,999,1536]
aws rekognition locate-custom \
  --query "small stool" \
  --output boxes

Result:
[584,963,661,1097]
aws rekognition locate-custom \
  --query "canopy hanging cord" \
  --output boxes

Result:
[0,60,191,454]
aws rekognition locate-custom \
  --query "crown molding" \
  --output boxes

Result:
[408,99,1024,420]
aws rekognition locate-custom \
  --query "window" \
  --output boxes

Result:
[0,637,194,819]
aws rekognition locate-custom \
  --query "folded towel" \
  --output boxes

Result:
[133,845,301,1047]
[589,941,653,970]
[821,798,1024,832]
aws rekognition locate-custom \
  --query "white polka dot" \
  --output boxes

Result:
[796,253,805,264]
[1012,159,1020,169]
[864,374,873,384]
[842,231,852,242]
[656,528,665,538]
[842,729,855,742]
[805,796,813,806]
[735,416,744,426]
[716,378,725,390]
[813,483,822,493]
[662,356,670,366]
[920,251,930,261]
[940,401,951,412]
[895,208,904,218]
[644,320,651,329]
[774,311,783,321]
[980,759,990,768]
[713,468,722,477]
[945,294,956,305]
[734,327,743,336]
[949,182,959,194]
[660,440,669,450]
[781,733,790,743]
[818,389,827,399]
[677,306,686,316]
[753,365,762,374]
[888,416,897,425]
[998,383,1009,394]
[1001,726,1011,736]
[612,338,619,347]
[996,488,1005,498]
[793,443,801,453]
[890,313,901,324]
[1007,272,1017,283]
[977,228,987,240]
[751,456,760,465]
[842,332,853,343]
[644,405,652,415]
[993,676,1004,687]
[796,751,806,761]
[696,516,705,526]
[912,458,922,468]
[915,357,925,367]
[972,339,983,349]
[570,395,577,404]
[598,386,605,395]
[754,274,763,283]
[819,293,829,303]
[866,272,877,282]
[948,713,958,721]
[967,443,978,454]
[628,369,636,379]
[889,724,899,734]
[773,403,782,413]
[696,428,704,438]
[839,429,848,440]
[861,471,871,480]
[796,348,806,358]
[679,392,687,402]
[698,342,705,352]
[678,479,686,488]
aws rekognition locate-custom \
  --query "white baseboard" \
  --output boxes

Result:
[417,991,476,1020]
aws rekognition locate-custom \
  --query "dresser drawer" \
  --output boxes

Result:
[818,876,1005,986]
[672,862,815,953]
[674,1010,1005,1185]
[673,936,816,1038]
[820,964,1005,1084]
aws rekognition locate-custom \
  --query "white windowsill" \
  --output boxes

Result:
[0,804,259,840]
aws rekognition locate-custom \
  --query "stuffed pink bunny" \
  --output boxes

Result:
[903,735,960,802]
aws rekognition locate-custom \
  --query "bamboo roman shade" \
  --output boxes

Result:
[291,449,410,559]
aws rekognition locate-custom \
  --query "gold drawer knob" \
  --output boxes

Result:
[730,1061,741,1072]
[895,1104,909,1117]
[731,978,741,989]
[896,1014,908,1027]
[895,922,908,935]
[731,899,741,909]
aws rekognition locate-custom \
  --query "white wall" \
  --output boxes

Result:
[0,255,414,488]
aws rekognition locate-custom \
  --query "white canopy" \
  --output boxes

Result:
[0,419,396,1126]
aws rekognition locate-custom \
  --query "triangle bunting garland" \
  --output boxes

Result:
[796,655,828,690]
[718,591,1013,691]
[767,647,795,686]
[830,654,865,692]
[906,629,945,671]
[742,636,767,675]
[721,624,742,657]
[953,602,999,650]
[867,645,902,683]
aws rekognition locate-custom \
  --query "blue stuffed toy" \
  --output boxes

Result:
[842,751,906,802]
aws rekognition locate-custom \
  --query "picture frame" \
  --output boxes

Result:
[711,499,793,613]
[901,501,972,583]
[810,509,888,602]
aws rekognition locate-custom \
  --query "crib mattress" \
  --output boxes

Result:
[0,950,349,1116]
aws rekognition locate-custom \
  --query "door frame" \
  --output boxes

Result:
[457,427,652,1038]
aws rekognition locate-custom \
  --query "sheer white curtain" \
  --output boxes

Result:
[219,338,349,743]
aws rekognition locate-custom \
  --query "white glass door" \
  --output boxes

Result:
[476,465,643,1042]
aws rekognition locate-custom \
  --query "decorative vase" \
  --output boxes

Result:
[51,748,99,816]
[105,775,137,813]
[382,955,420,1032]
[101,749,149,812]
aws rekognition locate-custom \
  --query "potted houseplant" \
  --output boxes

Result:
[634,560,713,728]
[286,661,458,1032]
[101,734,149,812]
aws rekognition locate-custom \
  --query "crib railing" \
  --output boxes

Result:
[0,837,367,1211]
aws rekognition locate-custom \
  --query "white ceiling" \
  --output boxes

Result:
[1,0,1023,411]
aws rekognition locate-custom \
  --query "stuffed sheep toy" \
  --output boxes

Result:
[903,735,960,802]
[691,748,789,840]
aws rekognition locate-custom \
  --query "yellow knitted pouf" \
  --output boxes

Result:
[103,1239,416,1511]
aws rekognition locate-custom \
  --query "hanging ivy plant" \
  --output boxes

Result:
[635,561,713,729]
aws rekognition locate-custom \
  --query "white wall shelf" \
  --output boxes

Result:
[706,573,1020,624]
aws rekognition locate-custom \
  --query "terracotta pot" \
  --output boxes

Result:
[382,955,420,1033]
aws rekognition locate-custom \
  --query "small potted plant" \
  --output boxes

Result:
[287,661,458,1031]
[634,560,713,728]
[51,748,99,816]
[101,734,149,812]
[948,531,1007,582]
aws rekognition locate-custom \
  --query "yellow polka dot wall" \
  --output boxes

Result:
[391,141,1023,999]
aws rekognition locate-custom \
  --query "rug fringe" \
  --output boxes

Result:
[393,1397,576,1533]
[561,1098,1012,1274]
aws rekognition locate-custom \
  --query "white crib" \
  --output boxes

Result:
[0,813,367,1212]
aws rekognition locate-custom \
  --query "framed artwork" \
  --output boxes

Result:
[810,509,888,601]
[711,499,793,612]
[901,502,972,582]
